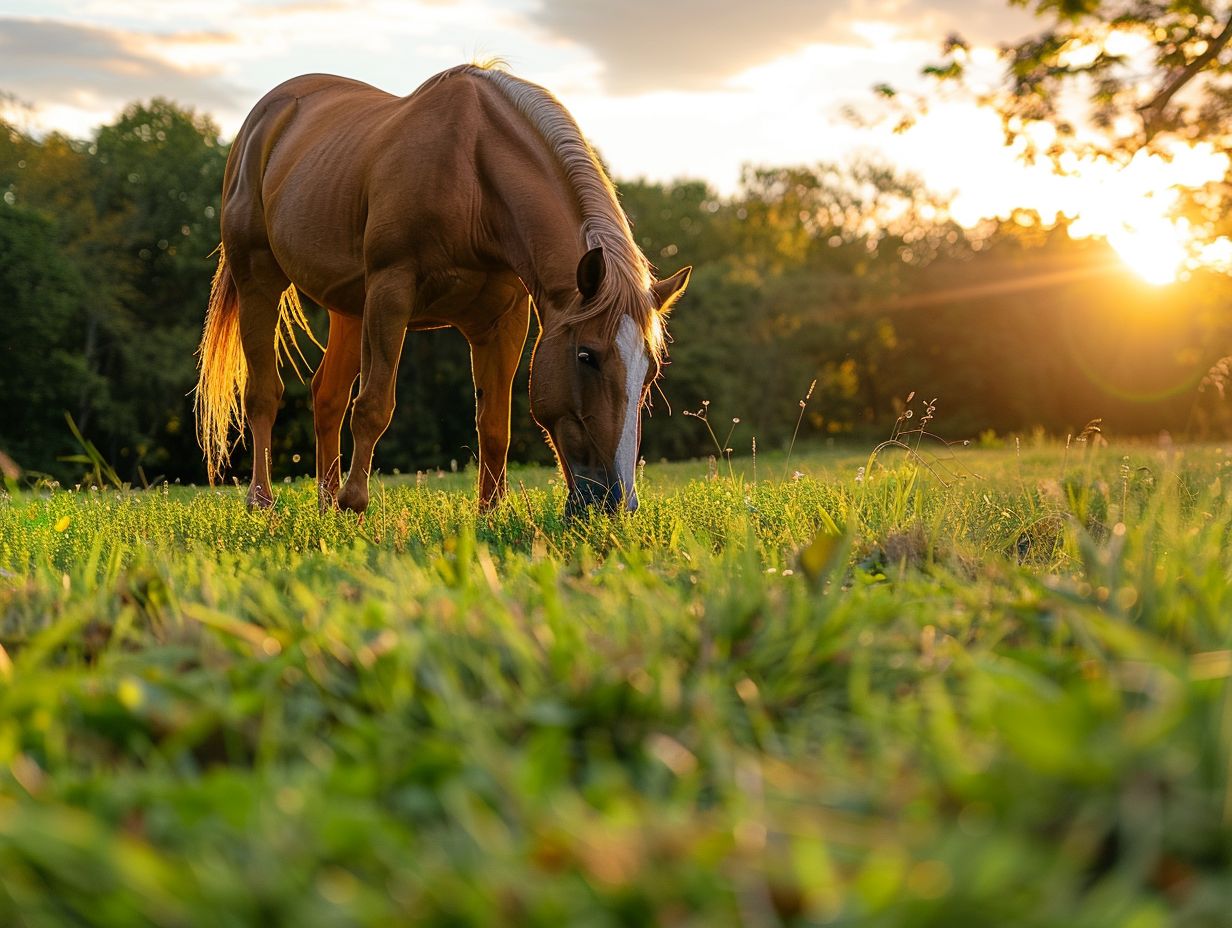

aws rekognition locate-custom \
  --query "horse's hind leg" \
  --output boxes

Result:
[336,272,414,514]
[466,294,531,510]
[231,252,289,509]
[312,310,361,510]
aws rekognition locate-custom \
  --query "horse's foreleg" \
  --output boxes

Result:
[468,296,531,510]
[233,257,289,510]
[336,276,413,515]
[312,310,361,510]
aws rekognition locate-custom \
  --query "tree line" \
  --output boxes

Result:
[3,100,1232,486]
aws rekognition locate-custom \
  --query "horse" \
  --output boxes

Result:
[195,64,691,515]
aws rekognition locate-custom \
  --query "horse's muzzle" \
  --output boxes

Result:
[566,467,638,517]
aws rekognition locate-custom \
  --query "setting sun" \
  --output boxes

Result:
[1105,219,1187,286]
[1038,142,1227,286]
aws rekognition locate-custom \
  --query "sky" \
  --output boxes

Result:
[0,1,1038,193]
[1,0,1229,281]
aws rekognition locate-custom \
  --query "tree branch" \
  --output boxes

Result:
[1140,9,1232,137]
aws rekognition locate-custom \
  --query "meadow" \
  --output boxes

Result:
[0,439,1230,926]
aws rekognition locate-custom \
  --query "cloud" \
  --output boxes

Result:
[527,0,1034,94]
[527,1,839,93]
[876,0,1036,45]
[0,17,239,120]
[0,2,554,137]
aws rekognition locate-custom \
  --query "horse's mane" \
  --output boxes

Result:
[434,63,664,361]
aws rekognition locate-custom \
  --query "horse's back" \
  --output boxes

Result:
[261,72,389,103]
[228,70,484,209]
[222,70,489,312]
[240,73,396,133]
[226,74,394,188]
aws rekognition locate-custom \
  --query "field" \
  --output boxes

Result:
[1,441,1230,926]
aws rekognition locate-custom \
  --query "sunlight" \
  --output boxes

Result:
[892,102,1232,286]
[1058,143,1230,285]
[1104,216,1188,286]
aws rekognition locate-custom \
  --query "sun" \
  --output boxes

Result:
[1057,142,1232,286]
[1104,215,1189,286]
[1066,167,1194,286]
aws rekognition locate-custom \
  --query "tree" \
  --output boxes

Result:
[0,102,227,483]
[921,2,1232,154]
[861,2,1232,286]
[87,100,228,478]
[624,165,971,459]
[0,204,93,475]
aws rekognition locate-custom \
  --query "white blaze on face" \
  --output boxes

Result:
[613,315,649,502]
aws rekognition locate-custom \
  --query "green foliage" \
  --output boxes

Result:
[85,100,228,476]
[927,1,1232,161]
[0,205,95,473]
[890,1,1232,256]
[1,102,226,483]
[0,445,1230,924]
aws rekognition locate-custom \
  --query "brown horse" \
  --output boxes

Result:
[195,64,690,514]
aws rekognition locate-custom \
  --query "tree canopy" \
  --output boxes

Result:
[922,1,1232,156]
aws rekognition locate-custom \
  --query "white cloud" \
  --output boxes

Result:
[0,2,562,134]
[0,18,240,121]
[527,0,1034,93]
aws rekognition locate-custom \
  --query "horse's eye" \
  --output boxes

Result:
[577,347,600,370]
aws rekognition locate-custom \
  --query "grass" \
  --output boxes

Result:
[0,441,1230,926]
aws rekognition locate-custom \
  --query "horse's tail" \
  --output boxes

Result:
[195,246,246,484]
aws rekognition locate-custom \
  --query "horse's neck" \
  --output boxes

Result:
[478,142,587,321]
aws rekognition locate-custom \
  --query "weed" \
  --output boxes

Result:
[862,391,976,489]
[782,378,817,479]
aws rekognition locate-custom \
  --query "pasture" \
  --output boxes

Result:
[0,441,1230,926]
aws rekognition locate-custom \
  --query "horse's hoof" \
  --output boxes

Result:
[336,484,368,514]
[246,489,274,510]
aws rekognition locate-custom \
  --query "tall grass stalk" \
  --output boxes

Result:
[782,378,817,480]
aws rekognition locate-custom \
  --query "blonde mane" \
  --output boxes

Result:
[449,63,664,360]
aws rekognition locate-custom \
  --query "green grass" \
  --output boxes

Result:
[0,442,1230,926]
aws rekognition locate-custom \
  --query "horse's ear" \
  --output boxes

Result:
[577,246,606,300]
[651,266,692,315]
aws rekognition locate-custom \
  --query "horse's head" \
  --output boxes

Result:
[530,247,691,516]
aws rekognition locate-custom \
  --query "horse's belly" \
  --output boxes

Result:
[409,269,525,334]
[262,131,372,313]
[263,208,367,315]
